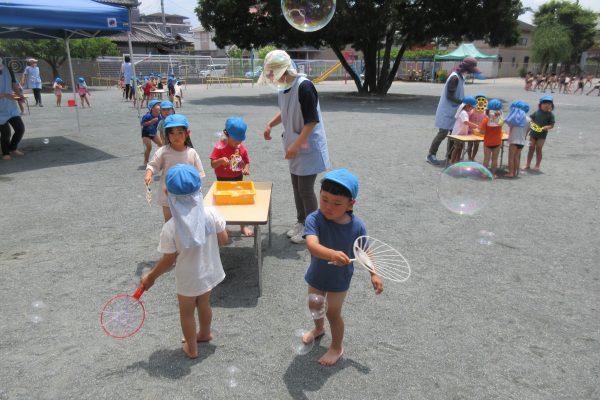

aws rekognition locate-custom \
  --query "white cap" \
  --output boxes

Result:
[257,50,299,86]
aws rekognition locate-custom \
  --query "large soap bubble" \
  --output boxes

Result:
[437,162,494,215]
[282,0,336,32]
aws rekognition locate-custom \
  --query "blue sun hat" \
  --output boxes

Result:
[160,100,174,109]
[225,117,247,141]
[487,99,503,111]
[322,168,359,199]
[148,99,161,110]
[539,95,554,106]
[505,100,528,127]
[164,114,189,129]
[462,96,477,107]
[517,100,529,113]
[166,164,201,195]
[78,77,85,83]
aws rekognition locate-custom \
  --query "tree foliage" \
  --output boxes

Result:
[533,0,597,67]
[531,22,573,69]
[196,0,524,95]
[0,38,119,79]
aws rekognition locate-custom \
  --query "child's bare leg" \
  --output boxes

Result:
[85,96,90,107]
[240,225,254,237]
[142,137,152,165]
[483,146,491,169]
[162,205,172,222]
[534,138,545,169]
[319,291,347,366]
[152,135,163,147]
[80,97,84,107]
[490,147,500,176]
[177,294,199,358]
[471,142,479,161]
[506,145,516,177]
[525,139,536,168]
[195,291,213,342]
[303,287,326,344]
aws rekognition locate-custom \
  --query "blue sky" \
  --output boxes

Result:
[138,0,600,29]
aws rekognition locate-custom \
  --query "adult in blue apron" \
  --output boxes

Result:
[22,58,43,107]
[0,56,26,160]
[259,50,331,244]
[121,56,135,101]
[427,57,480,165]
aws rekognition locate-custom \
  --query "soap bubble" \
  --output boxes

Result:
[226,366,240,388]
[437,162,494,215]
[42,138,49,144]
[282,0,336,32]
[292,328,314,355]
[29,300,49,324]
[308,293,327,319]
[478,230,496,245]
[0,388,8,400]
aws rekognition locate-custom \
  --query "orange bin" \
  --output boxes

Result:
[67,99,76,107]
[213,181,256,205]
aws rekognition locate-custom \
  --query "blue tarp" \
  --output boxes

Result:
[0,0,129,39]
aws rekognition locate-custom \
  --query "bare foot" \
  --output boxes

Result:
[318,347,344,366]
[182,331,214,343]
[302,328,325,345]
[523,166,531,170]
[11,149,24,156]
[2,155,10,160]
[241,226,254,237]
[505,173,515,178]
[182,342,198,359]
[533,166,540,171]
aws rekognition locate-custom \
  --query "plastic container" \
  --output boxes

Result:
[67,99,76,107]
[213,181,256,205]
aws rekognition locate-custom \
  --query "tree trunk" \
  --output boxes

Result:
[331,46,363,93]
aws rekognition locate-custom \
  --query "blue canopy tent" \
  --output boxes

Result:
[0,0,133,133]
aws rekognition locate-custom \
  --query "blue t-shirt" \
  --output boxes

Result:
[304,210,367,292]
[141,112,160,136]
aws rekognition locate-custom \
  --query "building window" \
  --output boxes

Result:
[518,37,528,46]
[524,56,529,65]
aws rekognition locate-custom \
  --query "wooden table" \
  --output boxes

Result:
[13,94,29,115]
[203,181,272,296]
[150,89,166,100]
[446,132,510,168]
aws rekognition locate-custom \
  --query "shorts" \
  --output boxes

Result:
[486,145,500,150]
[529,132,548,140]
[216,175,243,182]
[141,132,157,138]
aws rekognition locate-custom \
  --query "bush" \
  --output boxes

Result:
[436,69,448,82]
[518,66,527,78]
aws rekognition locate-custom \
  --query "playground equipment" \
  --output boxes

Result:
[313,62,341,84]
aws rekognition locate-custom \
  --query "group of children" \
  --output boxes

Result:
[119,73,183,108]
[51,76,91,107]
[138,107,375,366]
[450,93,556,177]
[524,72,597,95]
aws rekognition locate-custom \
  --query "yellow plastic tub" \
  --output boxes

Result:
[213,181,256,205]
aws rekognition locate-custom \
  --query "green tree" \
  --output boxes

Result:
[533,0,597,69]
[531,22,573,72]
[196,0,523,95]
[0,38,119,79]
[257,45,277,60]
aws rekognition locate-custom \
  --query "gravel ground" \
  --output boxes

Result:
[0,78,598,400]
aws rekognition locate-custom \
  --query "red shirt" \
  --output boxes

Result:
[479,117,503,147]
[210,142,250,178]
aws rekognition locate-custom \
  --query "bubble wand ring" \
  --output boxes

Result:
[329,236,411,283]
[530,121,545,133]
[145,183,152,205]
[100,286,146,339]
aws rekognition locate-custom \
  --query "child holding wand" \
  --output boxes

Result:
[525,95,555,171]
[302,169,383,366]
[141,164,228,359]
[449,96,479,164]
[478,99,504,177]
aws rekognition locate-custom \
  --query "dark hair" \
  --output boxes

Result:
[165,126,193,147]
[321,179,352,199]
[124,56,131,63]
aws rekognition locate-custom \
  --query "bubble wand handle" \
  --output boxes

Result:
[132,286,145,300]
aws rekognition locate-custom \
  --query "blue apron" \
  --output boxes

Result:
[434,71,465,130]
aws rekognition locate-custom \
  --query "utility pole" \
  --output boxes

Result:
[160,0,167,34]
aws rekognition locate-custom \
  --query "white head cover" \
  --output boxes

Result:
[257,49,304,86]
[167,190,214,249]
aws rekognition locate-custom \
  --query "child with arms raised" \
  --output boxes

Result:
[145,114,205,222]
[210,116,252,236]
[302,169,383,366]
[141,164,228,359]
[504,100,530,177]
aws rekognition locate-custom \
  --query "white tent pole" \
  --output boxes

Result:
[127,12,140,118]
[64,37,81,135]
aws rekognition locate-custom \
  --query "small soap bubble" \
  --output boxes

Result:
[226,366,240,388]
[282,0,336,32]
[478,230,495,245]
[438,162,494,216]
[29,300,48,324]
[42,138,49,144]
[308,293,327,319]
[0,388,8,400]
[292,328,314,355]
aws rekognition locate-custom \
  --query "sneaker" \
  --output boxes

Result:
[426,154,440,165]
[290,233,306,244]
[286,222,304,238]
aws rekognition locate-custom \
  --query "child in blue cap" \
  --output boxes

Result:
[145,114,205,222]
[449,96,480,164]
[157,100,175,145]
[210,116,252,236]
[302,168,383,366]
[140,99,163,166]
[525,95,555,171]
[504,100,530,177]
[53,77,64,107]
[141,164,228,359]
[76,77,90,108]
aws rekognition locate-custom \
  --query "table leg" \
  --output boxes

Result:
[255,224,262,297]
[500,140,505,169]
[268,198,272,248]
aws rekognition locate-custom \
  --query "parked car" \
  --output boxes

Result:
[245,67,263,79]
[199,64,227,78]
